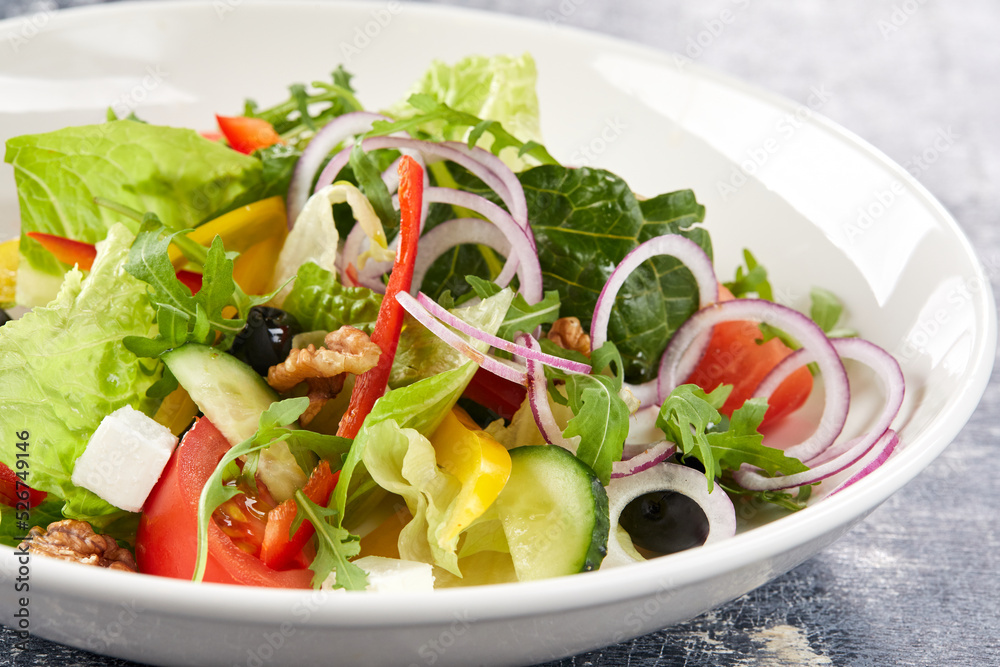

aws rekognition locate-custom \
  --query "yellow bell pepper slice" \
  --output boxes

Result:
[167,196,287,268]
[430,407,512,542]
[152,386,200,437]
[0,238,18,305]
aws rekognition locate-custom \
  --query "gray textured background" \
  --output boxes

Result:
[1,0,998,665]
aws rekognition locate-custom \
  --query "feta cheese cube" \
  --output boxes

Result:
[71,405,178,513]
[322,556,435,592]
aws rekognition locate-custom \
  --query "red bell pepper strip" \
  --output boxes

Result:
[0,462,46,508]
[27,232,203,294]
[337,155,423,439]
[216,115,283,155]
[259,460,339,571]
[462,367,527,422]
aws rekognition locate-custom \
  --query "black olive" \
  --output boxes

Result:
[228,306,302,376]
[619,491,710,556]
[0,309,11,327]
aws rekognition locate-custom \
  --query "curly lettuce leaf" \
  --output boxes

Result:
[384,53,548,169]
[0,224,160,526]
[281,262,383,334]
[5,120,263,305]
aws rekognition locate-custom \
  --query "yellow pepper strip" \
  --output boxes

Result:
[430,407,512,543]
[167,196,287,269]
[152,386,200,437]
[232,227,287,295]
[0,238,18,305]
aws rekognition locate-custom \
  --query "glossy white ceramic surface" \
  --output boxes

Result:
[0,2,994,666]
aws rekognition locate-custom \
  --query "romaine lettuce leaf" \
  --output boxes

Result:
[5,120,263,305]
[385,53,544,170]
[281,262,383,334]
[0,224,160,527]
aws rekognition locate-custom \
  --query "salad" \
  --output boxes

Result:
[0,54,904,591]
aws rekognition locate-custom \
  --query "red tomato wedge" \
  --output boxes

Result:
[27,232,203,294]
[135,418,312,587]
[259,461,339,571]
[685,319,813,428]
[462,367,526,421]
[215,115,283,154]
[0,462,46,508]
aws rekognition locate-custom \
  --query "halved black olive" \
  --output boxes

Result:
[228,306,302,376]
[619,490,710,556]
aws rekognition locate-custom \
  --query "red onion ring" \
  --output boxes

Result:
[732,337,904,491]
[658,299,850,462]
[394,292,528,385]
[610,441,677,479]
[590,234,718,353]
[418,293,591,375]
[602,462,736,568]
[410,218,515,293]
[286,111,389,224]
[761,336,903,464]
[828,429,900,496]
[517,333,580,452]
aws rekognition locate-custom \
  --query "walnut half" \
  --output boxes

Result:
[19,520,137,572]
[267,325,382,424]
[547,317,592,358]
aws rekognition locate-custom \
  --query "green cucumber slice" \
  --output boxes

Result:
[162,343,278,444]
[495,445,609,581]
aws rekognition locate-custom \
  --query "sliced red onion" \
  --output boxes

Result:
[517,333,580,453]
[658,299,850,461]
[410,218,516,293]
[315,137,519,224]
[418,293,590,375]
[602,462,736,569]
[733,338,903,491]
[286,111,389,224]
[394,292,527,385]
[590,235,718,353]
[611,441,677,479]
[761,336,903,464]
[828,429,900,496]
[424,186,543,304]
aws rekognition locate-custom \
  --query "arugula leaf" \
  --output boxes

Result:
[656,384,731,488]
[719,481,813,513]
[281,262,383,334]
[370,94,557,166]
[243,66,362,146]
[123,217,270,358]
[656,384,807,492]
[349,143,401,234]
[466,276,561,341]
[562,373,629,486]
[810,287,857,338]
[724,249,773,300]
[291,491,367,590]
[518,165,710,383]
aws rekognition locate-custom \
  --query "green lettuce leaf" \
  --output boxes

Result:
[362,419,464,575]
[5,120,263,305]
[384,53,548,170]
[0,224,160,526]
[281,262,383,334]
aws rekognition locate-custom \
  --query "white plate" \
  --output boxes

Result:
[0,2,994,666]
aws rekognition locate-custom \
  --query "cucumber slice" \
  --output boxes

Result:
[162,343,278,444]
[162,343,307,501]
[495,445,609,581]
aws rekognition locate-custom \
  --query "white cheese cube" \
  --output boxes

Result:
[71,405,178,513]
[322,556,436,592]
